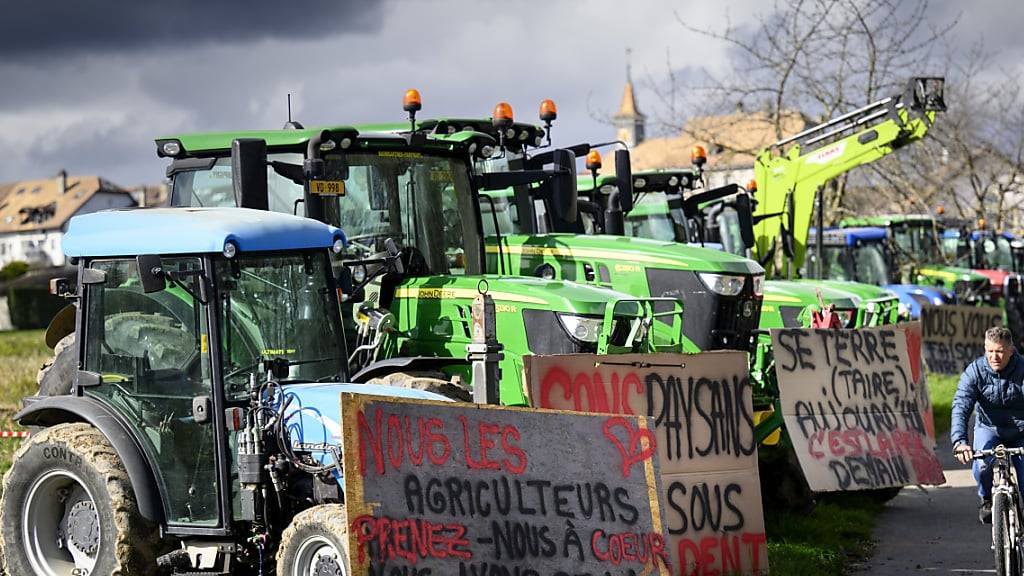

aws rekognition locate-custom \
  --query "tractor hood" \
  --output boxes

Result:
[280,382,451,473]
[801,279,894,302]
[917,265,990,285]
[496,233,764,275]
[394,274,643,317]
[764,280,858,309]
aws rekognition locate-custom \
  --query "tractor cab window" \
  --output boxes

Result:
[991,237,1015,270]
[624,193,676,242]
[217,251,346,398]
[852,241,890,285]
[331,153,480,276]
[813,246,854,280]
[171,154,305,215]
[83,257,220,527]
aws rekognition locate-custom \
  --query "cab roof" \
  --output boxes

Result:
[156,125,360,155]
[809,226,887,246]
[63,207,346,258]
[156,125,487,157]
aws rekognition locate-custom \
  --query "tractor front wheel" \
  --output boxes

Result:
[0,422,159,575]
[277,504,351,576]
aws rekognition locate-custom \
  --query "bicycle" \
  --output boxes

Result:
[973,445,1024,576]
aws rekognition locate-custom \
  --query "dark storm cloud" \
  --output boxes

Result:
[0,0,384,57]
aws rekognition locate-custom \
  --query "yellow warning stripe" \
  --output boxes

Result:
[917,268,960,282]
[486,244,686,268]
[393,287,547,305]
[762,294,804,303]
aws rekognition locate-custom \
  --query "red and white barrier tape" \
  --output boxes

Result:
[0,431,29,438]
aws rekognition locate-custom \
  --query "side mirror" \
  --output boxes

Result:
[614,149,633,214]
[552,149,577,224]
[136,254,167,293]
[735,194,756,249]
[231,138,269,211]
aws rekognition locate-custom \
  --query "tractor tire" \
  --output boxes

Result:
[277,504,351,576]
[758,445,816,514]
[865,486,903,504]
[367,370,472,402]
[36,333,77,397]
[0,422,161,576]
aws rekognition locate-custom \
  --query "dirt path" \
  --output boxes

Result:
[854,436,995,574]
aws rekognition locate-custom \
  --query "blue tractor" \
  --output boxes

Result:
[806,226,954,319]
[1,207,451,575]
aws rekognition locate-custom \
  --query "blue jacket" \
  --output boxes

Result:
[951,354,1024,446]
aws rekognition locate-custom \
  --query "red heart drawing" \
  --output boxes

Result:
[603,417,657,478]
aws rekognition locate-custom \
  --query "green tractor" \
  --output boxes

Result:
[838,214,994,305]
[418,115,765,355]
[3,206,460,574]
[157,117,680,407]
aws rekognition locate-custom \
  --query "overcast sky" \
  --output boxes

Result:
[1,0,1021,187]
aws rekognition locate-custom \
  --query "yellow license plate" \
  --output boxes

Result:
[309,180,346,196]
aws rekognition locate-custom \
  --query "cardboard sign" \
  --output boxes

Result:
[921,304,1004,374]
[526,351,768,576]
[897,321,936,440]
[772,327,946,492]
[341,393,671,576]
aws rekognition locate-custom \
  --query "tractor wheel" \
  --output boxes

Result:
[37,334,77,396]
[758,445,816,514]
[0,422,160,575]
[277,504,350,576]
[864,486,903,503]
[367,370,472,402]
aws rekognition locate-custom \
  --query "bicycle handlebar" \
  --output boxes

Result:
[971,445,1024,461]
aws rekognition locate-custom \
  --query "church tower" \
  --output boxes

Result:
[613,48,646,148]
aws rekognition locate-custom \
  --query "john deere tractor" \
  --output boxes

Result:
[155,106,679,407]
[3,207,454,574]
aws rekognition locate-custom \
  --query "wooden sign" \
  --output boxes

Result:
[921,304,1004,374]
[526,351,768,576]
[772,327,946,492]
[341,393,672,576]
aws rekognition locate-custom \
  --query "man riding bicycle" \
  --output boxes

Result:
[953,326,1024,524]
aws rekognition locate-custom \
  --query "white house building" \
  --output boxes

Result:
[0,172,136,267]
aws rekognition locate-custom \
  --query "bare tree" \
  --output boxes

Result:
[641,0,957,216]
[862,43,1024,230]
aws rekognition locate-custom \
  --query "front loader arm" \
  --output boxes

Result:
[752,78,943,276]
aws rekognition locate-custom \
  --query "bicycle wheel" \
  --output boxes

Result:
[993,492,1013,576]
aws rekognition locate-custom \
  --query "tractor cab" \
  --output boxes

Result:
[160,117,672,407]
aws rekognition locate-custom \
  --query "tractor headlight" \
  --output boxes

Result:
[898,302,910,318]
[332,238,345,254]
[752,275,764,296]
[161,141,182,157]
[557,314,602,343]
[698,273,746,296]
[223,241,238,259]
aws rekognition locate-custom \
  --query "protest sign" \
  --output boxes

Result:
[920,304,1003,374]
[526,351,768,576]
[897,321,935,440]
[772,327,946,492]
[341,393,671,576]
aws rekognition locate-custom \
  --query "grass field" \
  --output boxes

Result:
[929,372,959,436]
[0,329,49,477]
[766,493,883,575]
